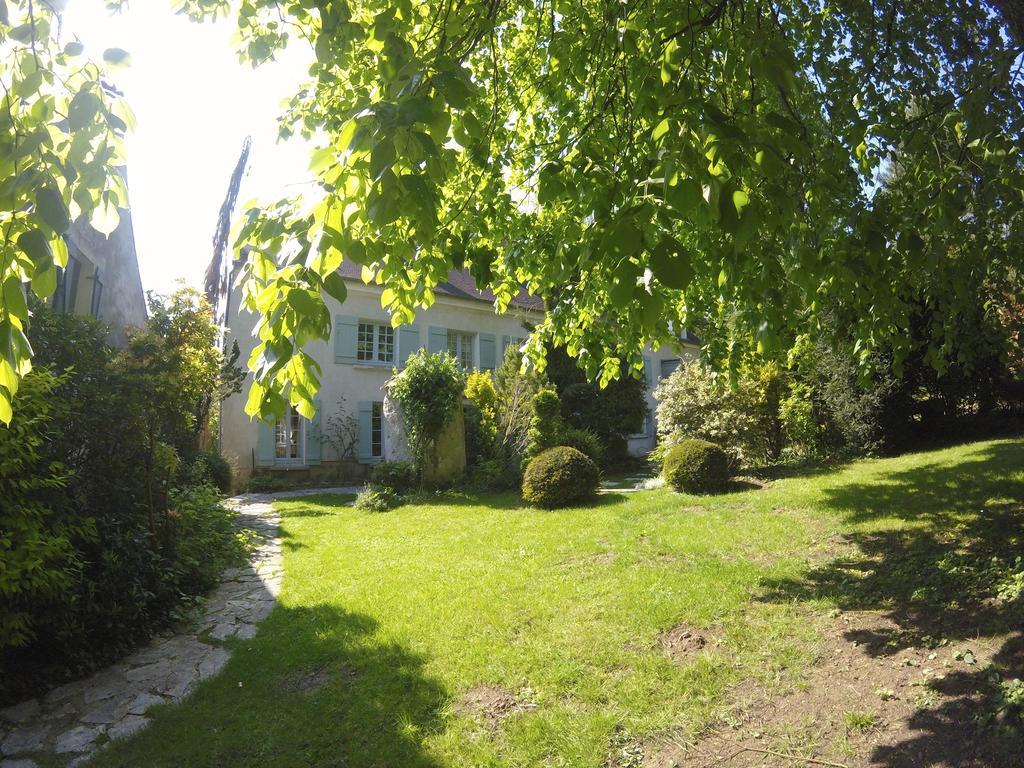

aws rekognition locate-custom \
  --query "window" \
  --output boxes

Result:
[371,401,383,458]
[89,269,103,319]
[52,255,81,313]
[659,358,681,379]
[275,405,305,462]
[357,321,394,363]
[447,330,475,370]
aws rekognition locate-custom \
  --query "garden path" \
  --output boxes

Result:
[0,487,356,768]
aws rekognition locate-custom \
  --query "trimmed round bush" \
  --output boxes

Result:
[522,446,600,509]
[663,439,731,494]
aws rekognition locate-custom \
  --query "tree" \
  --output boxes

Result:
[2,1,1023,426]
[0,1,134,423]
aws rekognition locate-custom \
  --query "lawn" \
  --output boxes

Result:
[91,438,1024,767]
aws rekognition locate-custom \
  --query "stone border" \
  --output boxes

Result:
[0,494,290,768]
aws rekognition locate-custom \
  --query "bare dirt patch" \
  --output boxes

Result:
[560,551,617,567]
[454,685,537,729]
[643,611,1023,768]
[658,622,718,663]
[278,666,334,695]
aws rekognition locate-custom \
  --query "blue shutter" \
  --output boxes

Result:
[399,324,421,367]
[428,326,448,355]
[643,355,653,388]
[357,401,373,463]
[334,315,358,364]
[256,419,276,466]
[306,399,322,465]
[479,333,496,371]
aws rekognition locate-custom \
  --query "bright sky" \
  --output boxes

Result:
[62,1,316,295]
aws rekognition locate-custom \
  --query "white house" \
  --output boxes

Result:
[50,206,147,345]
[220,262,696,484]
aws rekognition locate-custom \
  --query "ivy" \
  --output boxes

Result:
[387,350,466,473]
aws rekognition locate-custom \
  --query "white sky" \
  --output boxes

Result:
[62,1,316,295]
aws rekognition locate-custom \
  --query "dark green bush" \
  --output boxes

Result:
[465,456,522,492]
[371,460,417,493]
[559,426,603,464]
[663,439,731,494]
[355,486,402,512]
[188,450,234,494]
[245,473,298,493]
[0,300,245,705]
[521,446,600,509]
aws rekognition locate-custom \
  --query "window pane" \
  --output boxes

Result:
[357,322,375,361]
[447,330,459,358]
[371,401,383,457]
[275,418,287,458]
[378,325,394,362]
[459,333,474,370]
[289,409,301,458]
[660,358,680,379]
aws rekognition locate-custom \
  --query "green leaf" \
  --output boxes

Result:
[322,271,348,304]
[650,236,694,290]
[17,229,52,266]
[31,264,57,299]
[36,187,71,233]
[64,41,85,57]
[370,137,396,181]
[103,48,131,68]
[68,90,101,131]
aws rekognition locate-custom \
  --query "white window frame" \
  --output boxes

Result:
[357,321,395,364]
[447,330,475,370]
[371,401,384,458]
[274,404,306,464]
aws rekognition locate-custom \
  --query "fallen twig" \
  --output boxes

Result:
[714,745,850,768]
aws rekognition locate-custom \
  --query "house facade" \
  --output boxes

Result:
[220,264,696,484]
[52,201,147,345]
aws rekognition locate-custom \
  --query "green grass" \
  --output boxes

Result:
[92,438,1024,767]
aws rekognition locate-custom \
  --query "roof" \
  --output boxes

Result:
[338,261,544,312]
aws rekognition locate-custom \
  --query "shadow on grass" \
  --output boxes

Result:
[94,604,447,768]
[759,439,1024,767]
[275,493,358,518]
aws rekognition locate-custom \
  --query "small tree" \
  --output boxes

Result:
[388,351,466,476]
[465,370,498,464]
[493,345,548,460]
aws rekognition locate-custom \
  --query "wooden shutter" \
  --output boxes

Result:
[428,326,448,354]
[334,315,358,364]
[256,419,276,466]
[643,355,653,388]
[479,333,496,371]
[399,324,421,367]
[305,399,322,465]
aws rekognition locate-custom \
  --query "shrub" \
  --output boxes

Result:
[188,450,234,494]
[0,301,246,704]
[521,446,600,508]
[465,371,498,464]
[371,460,417,493]
[388,351,466,473]
[465,456,522,492]
[493,344,548,460]
[355,486,401,512]
[655,360,783,468]
[525,387,562,458]
[245,473,297,493]
[663,439,731,494]
[559,426,604,464]
[546,346,647,464]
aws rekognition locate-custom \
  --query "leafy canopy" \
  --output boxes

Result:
[196,0,1024,422]
[0,1,135,423]
[2,1,1022,426]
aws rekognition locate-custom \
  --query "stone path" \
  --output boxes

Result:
[0,489,323,768]
[599,474,662,493]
